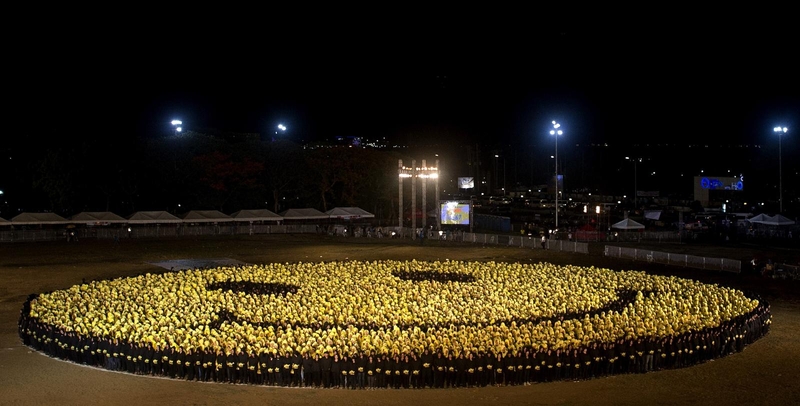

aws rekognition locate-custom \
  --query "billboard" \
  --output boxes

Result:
[699,176,744,191]
[440,201,470,225]
[458,177,474,189]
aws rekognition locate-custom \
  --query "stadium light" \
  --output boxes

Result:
[774,126,788,213]
[171,119,183,136]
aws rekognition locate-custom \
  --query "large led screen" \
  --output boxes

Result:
[440,201,470,225]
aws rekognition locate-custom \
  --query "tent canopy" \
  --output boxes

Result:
[181,210,233,223]
[0,217,10,225]
[644,210,662,220]
[70,211,127,224]
[325,207,375,219]
[611,218,645,230]
[279,208,329,220]
[746,213,772,224]
[127,211,182,224]
[11,212,67,225]
[760,214,795,226]
[230,209,282,222]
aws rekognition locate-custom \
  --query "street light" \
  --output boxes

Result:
[550,121,563,228]
[774,126,788,213]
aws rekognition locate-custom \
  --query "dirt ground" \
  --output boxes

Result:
[1,235,798,406]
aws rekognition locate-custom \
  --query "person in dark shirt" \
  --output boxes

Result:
[246,351,258,384]
[366,354,376,389]
[433,352,446,388]
[184,349,196,381]
[421,349,434,388]
[389,354,401,389]
[310,353,322,388]
[256,350,268,385]
[280,351,292,386]
[374,355,386,388]
[465,352,477,387]
[589,343,602,378]
[290,351,302,387]
[356,352,366,389]
[320,352,332,388]
[493,352,504,386]
[400,354,411,389]
[331,353,341,388]
[445,353,457,388]
[522,349,533,385]
[604,342,617,374]
[410,352,422,388]
[456,352,468,387]
[266,352,278,386]
[302,353,314,387]
[225,350,236,383]
[347,356,358,389]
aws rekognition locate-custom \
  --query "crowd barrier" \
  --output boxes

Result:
[575,231,681,243]
[604,245,741,273]
[0,224,587,255]
[0,224,323,242]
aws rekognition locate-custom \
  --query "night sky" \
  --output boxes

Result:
[3,20,799,216]
[9,24,798,148]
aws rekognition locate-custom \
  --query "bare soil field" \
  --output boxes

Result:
[1,235,798,406]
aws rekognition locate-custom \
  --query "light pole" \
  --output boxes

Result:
[550,121,563,229]
[626,157,642,210]
[494,154,499,195]
[494,154,506,196]
[774,126,788,213]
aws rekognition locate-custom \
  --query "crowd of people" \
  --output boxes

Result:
[18,260,771,388]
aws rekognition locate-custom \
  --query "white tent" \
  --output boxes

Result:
[0,217,10,225]
[181,210,233,223]
[746,213,773,224]
[70,211,127,224]
[761,214,795,226]
[325,207,375,220]
[230,209,283,222]
[279,208,329,220]
[11,212,68,225]
[643,210,662,220]
[127,211,182,224]
[611,218,645,230]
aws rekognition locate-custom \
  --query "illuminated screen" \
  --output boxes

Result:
[440,201,470,225]
[458,177,474,189]
[700,176,743,191]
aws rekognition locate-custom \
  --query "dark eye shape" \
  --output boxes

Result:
[207,281,300,296]
[392,270,476,283]
[207,281,300,330]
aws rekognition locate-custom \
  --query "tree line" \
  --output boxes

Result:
[24,132,404,221]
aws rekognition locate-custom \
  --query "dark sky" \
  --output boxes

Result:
[7,21,799,149]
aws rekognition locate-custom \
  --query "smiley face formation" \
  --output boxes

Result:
[26,260,760,357]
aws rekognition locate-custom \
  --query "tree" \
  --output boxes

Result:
[32,148,80,214]
[261,140,304,213]
[192,150,264,211]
